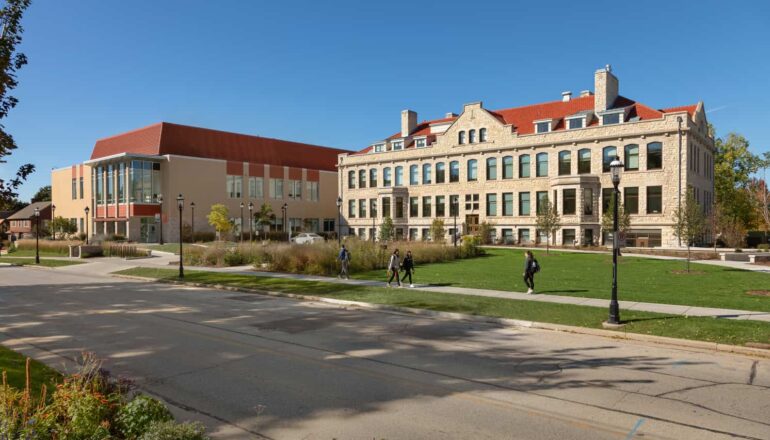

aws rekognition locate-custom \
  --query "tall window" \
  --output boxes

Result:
[602,188,613,214]
[563,189,576,215]
[79,177,84,199]
[458,131,466,145]
[226,175,243,199]
[536,191,549,214]
[647,186,662,213]
[348,171,355,189]
[348,200,356,218]
[269,178,283,199]
[422,163,432,184]
[583,188,593,215]
[449,161,460,182]
[435,162,445,183]
[395,166,403,186]
[409,197,419,217]
[647,142,663,170]
[502,192,514,216]
[502,156,513,179]
[118,163,125,202]
[369,199,378,218]
[467,159,478,181]
[359,170,366,188]
[96,166,104,204]
[410,165,419,185]
[519,155,531,178]
[382,197,391,218]
[249,177,264,198]
[624,187,639,214]
[449,195,459,216]
[383,167,392,187]
[519,192,531,216]
[602,146,617,172]
[486,193,497,216]
[469,129,476,143]
[479,128,487,142]
[359,199,366,218]
[306,181,319,201]
[436,196,446,217]
[486,157,497,180]
[558,151,571,176]
[71,178,77,199]
[288,180,302,200]
[395,197,404,218]
[369,169,378,188]
[624,144,639,171]
[422,196,432,217]
[106,164,114,203]
[536,153,548,177]
[578,149,591,174]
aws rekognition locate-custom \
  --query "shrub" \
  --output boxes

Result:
[117,395,173,439]
[14,239,80,255]
[758,244,769,251]
[139,421,209,440]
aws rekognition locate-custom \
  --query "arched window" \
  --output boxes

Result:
[458,131,466,145]
[486,157,497,180]
[602,146,617,172]
[369,168,378,188]
[647,142,663,170]
[624,144,639,171]
[409,165,419,185]
[479,128,487,142]
[536,153,549,177]
[558,151,571,176]
[578,149,591,174]
[394,166,404,186]
[449,161,460,182]
[502,156,513,179]
[467,159,478,181]
[383,167,392,187]
[422,163,432,184]
[469,129,477,143]
[358,169,367,188]
[348,170,356,189]
[435,162,446,183]
[519,155,531,178]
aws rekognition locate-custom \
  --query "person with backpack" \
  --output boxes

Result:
[386,248,402,287]
[400,250,415,287]
[523,250,539,294]
[338,244,351,279]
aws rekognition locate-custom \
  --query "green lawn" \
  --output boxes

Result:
[0,257,85,267]
[136,243,183,254]
[0,345,61,397]
[352,248,770,312]
[114,267,770,346]
[6,249,69,257]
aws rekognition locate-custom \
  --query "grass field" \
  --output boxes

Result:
[0,345,61,397]
[114,267,770,346]
[0,257,84,267]
[353,248,770,312]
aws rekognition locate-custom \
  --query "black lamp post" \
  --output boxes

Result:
[248,202,254,242]
[607,156,624,325]
[190,202,195,243]
[34,207,40,264]
[51,204,56,240]
[84,206,90,245]
[282,203,289,242]
[158,194,164,245]
[177,194,184,279]
[336,196,342,245]
[452,197,459,247]
[240,202,245,243]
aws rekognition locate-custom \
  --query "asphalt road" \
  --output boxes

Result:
[1,265,768,439]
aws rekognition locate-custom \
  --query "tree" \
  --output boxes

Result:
[207,204,233,241]
[31,185,50,202]
[673,190,706,272]
[601,191,630,246]
[254,202,274,239]
[476,221,495,245]
[379,216,394,242]
[50,216,77,239]
[0,1,34,209]
[429,219,446,243]
[713,132,760,246]
[749,152,770,245]
[535,199,560,254]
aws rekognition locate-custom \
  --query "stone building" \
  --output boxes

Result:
[337,66,715,247]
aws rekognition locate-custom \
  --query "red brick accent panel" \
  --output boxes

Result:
[107,206,117,217]
[269,165,284,179]
[306,169,319,182]
[288,167,302,180]
[79,164,84,177]
[118,205,128,217]
[130,204,161,216]
[96,206,106,218]
[226,161,243,175]
[248,163,264,177]
[72,165,77,178]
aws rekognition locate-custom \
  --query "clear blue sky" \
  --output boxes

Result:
[2,0,769,200]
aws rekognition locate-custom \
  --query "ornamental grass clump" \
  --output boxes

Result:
[13,239,78,255]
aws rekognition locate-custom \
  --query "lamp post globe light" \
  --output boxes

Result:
[248,202,254,242]
[336,196,342,245]
[177,194,184,279]
[607,156,624,326]
[84,206,90,245]
[240,202,245,243]
[190,202,195,243]
[158,194,164,245]
[34,207,40,264]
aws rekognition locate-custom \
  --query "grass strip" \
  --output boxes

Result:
[0,257,84,267]
[0,345,61,396]
[114,267,770,347]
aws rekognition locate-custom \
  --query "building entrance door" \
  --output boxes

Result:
[465,214,479,235]
[140,218,158,243]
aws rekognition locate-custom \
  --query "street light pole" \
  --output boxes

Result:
[84,206,90,245]
[336,196,342,245]
[158,194,164,245]
[190,202,195,243]
[372,216,375,243]
[607,156,624,325]
[282,203,289,242]
[51,204,56,240]
[248,202,254,242]
[34,207,40,264]
[177,194,184,279]
[240,202,245,243]
[452,197,458,247]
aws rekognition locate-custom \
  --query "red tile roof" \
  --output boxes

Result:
[90,122,348,171]
[660,105,697,117]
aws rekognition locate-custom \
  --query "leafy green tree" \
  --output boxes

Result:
[254,202,274,239]
[378,216,394,242]
[30,185,50,202]
[50,216,77,239]
[673,189,706,272]
[749,151,770,245]
[0,1,34,208]
[601,192,631,245]
[713,132,760,246]
[535,199,560,253]
[207,204,233,240]
[476,221,495,245]
[429,219,446,243]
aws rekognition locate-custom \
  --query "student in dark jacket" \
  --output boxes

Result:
[523,250,538,294]
[400,250,415,287]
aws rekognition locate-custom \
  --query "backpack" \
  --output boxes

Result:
[531,259,540,273]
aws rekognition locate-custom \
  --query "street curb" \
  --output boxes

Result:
[112,274,770,360]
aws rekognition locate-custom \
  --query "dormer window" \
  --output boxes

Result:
[535,121,551,133]
[415,138,426,148]
[567,117,584,129]
[392,141,404,150]
[373,143,384,153]
[600,110,623,125]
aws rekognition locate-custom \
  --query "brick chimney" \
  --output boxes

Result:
[401,110,417,137]
[594,64,618,113]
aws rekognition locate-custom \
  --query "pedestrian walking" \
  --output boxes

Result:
[400,250,415,287]
[338,244,351,279]
[387,248,402,287]
[523,250,540,294]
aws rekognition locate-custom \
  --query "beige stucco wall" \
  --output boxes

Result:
[51,165,92,235]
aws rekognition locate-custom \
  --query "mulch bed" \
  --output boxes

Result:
[746,290,770,297]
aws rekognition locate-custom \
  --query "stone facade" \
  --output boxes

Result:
[338,68,715,248]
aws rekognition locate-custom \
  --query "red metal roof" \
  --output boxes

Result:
[90,122,348,171]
